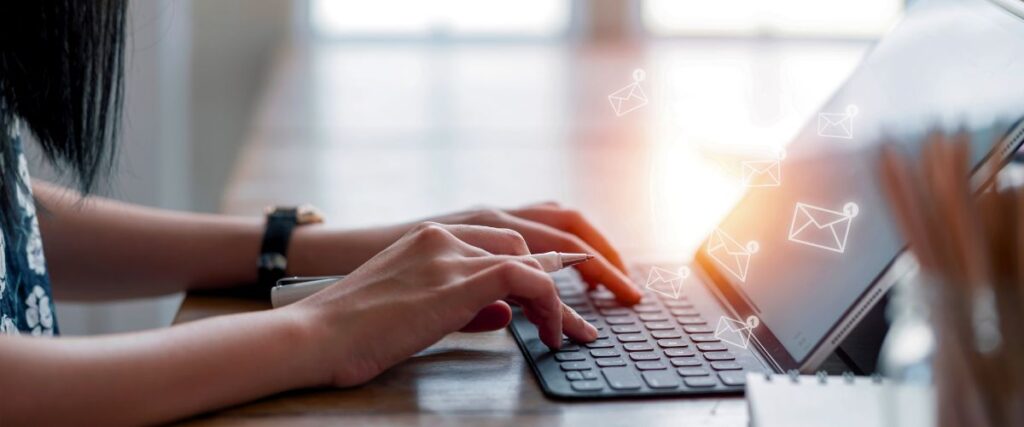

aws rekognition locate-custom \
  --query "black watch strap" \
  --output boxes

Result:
[257,206,323,289]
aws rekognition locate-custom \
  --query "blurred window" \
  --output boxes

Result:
[643,0,903,38]
[310,0,571,39]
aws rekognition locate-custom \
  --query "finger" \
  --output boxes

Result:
[508,206,628,272]
[459,301,513,332]
[520,201,561,209]
[434,223,531,256]
[470,214,642,305]
[456,262,598,349]
[453,254,545,276]
[506,297,596,344]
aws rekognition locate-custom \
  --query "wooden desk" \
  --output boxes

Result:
[174,294,747,426]
[174,41,864,424]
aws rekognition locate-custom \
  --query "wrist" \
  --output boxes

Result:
[264,306,331,389]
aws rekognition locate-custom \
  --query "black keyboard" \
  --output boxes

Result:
[509,267,766,399]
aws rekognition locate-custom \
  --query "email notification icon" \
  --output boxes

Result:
[706,228,759,282]
[715,315,759,349]
[608,69,648,117]
[740,149,786,188]
[817,105,858,139]
[788,201,859,253]
[644,266,690,299]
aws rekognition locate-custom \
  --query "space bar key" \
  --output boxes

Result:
[601,367,643,390]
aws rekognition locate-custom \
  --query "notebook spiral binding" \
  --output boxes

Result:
[762,370,886,384]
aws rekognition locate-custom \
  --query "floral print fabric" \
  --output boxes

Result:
[0,119,58,336]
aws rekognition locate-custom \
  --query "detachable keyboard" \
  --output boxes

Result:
[509,266,767,399]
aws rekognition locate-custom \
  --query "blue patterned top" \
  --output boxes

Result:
[0,119,58,336]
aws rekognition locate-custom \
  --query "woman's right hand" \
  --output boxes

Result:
[285,222,599,388]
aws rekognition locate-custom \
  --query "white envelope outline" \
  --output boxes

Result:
[740,149,785,188]
[608,69,648,117]
[788,202,859,253]
[706,229,759,282]
[714,316,759,349]
[817,105,858,139]
[644,266,689,299]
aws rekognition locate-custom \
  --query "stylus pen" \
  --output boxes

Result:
[270,251,594,308]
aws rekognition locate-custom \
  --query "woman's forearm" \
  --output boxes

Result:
[34,181,265,299]
[33,182,395,299]
[0,309,322,426]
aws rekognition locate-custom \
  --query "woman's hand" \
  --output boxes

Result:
[286,222,600,388]
[425,203,640,304]
[289,202,642,305]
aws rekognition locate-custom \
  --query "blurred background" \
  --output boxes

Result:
[30,0,903,334]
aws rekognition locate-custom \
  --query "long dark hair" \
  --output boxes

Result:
[0,0,127,218]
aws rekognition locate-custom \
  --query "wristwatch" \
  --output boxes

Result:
[257,205,324,289]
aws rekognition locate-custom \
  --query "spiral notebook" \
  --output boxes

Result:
[745,373,934,427]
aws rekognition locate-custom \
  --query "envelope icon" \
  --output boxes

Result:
[817,105,858,139]
[706,228,759,282]
[715,316,759,349]
[608,69,648,117]
[788,202,859,253]
[644,266,689,299]
[740,149,785,188]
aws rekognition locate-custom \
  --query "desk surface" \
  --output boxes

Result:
[174,40,865,425]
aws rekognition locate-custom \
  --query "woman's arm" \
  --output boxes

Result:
[34,181,379,300]
[37,181,640,304]
[0,223,596,426]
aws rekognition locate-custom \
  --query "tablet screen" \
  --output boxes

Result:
[700,0,1024,364]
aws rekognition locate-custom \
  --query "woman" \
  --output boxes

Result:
[0,2,641,425]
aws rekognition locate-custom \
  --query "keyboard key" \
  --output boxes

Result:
[586,339,614,348]
[664,348,696,357]
[719,371,747,386]
[677,367,711,376]
[704,352,736,361]
[690,334,720,343]
[664,299,692,307]
[555,352,586,362]
[571,380,606,392]
[623,342,654,352]
[602,367,643,390]
[670,357,702,367]
[595,330,610,339]
[611,325,642,334]
[556,344,581,352]
[657,339,689,348]
[560,362,591,371]
[606,316,636,325]
[644,321,676,330]
[600,308,631,316]
[642,370,681,389]
[636,361,668,370]
[566,371,584,381]
[592,299,621,308]
[632,304,662,313]
[651,330,682,339]
[590,349,621,358]
[596,358,627,367]
[684,377,718,388]
[683,325,714,334]
[710,361,743,371]
[638,313,669,322]
[629,352,659,361]
[589,290,616,300]
[697,343,728,352]
[582,314,601,323]
[669,308,700,316]
[581,370,599,380]
[676,316,707,325]
[617,334,647,343]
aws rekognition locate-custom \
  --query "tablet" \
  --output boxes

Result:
[694,0,1024,372]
